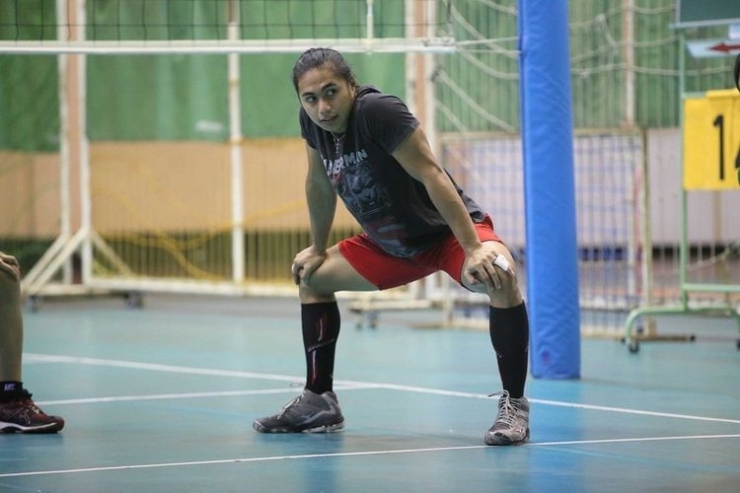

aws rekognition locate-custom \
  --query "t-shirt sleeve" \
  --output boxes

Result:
[299,108,317,149]
[358,94,420,154]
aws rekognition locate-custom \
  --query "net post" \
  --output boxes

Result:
[228,0,245,283]
[74,0,93,286]
[365,0,375,52]
[519,0,581,378]
[56,0,72,284]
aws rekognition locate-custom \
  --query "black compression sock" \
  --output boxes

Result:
[301,301,341,394]
[0,381,25,401]
[489,303,529,399]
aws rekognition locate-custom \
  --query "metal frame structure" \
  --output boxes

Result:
[11,0,454,305]
[623,29,740,353]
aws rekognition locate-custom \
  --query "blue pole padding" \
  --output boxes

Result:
[518,0,581,379]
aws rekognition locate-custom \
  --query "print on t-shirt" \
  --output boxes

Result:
[324,148,411,256]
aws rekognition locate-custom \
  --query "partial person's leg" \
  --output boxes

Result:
[433,219,529,401]
[0,257,24,384]
[469,242,528,399]
[253,244,377,433]
[297,245,376,396]
[458,241,530,445]
[431,218,530,445]
[253,239,436,434]
[458,240,529,394]
[0,253,64,433]
[296,237,437,397]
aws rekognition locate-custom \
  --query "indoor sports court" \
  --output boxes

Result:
[1,294,739,492]
[1,0,739,492]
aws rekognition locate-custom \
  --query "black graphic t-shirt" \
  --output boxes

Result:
[300,85,485,258]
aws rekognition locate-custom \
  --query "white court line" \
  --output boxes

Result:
[37,385,373,406]
[0,434,739,479]
[25,353,305,383]
[27,353,740,425]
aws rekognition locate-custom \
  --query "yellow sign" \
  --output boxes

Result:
[683,89,740,190]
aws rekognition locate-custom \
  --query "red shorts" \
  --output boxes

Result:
[338,215,501,290]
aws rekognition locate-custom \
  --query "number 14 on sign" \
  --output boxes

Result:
[683,90,740,190]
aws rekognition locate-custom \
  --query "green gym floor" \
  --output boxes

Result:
[1,294,738,493]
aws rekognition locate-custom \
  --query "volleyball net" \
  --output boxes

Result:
[2,0,453,299]
[0,0,454,54]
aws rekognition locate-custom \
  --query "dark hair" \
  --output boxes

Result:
[734,53,740,92]
[292,47,359,93]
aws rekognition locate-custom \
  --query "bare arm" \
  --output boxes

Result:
[291,144,337,284]
[392,127,512,289]
[391,127,482,255]
[304,144,337,252]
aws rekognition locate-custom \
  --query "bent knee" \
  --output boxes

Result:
[470,274,522,308]
[490,283,523,308]
[298,284,337,304]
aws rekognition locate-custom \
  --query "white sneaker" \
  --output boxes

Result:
[484,390,529,445]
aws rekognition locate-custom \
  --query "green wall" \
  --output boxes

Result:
[2,0,738,151]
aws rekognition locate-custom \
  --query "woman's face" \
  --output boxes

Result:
[297,64,356,134]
